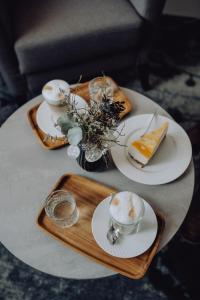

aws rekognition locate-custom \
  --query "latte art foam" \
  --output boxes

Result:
[109,191,144,225]
[42,79,70,106]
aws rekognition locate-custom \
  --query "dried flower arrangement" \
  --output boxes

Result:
[55,86,125,169]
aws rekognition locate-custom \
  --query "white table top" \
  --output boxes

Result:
[0,88,194,279]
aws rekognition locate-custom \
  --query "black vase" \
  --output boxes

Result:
[77,148,109,172]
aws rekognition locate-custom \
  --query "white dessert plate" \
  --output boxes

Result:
[92,196,158,258]
[36,94,87,138]
[111,114,192,185]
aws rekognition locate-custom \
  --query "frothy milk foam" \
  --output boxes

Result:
[109,191,144,225]
[42,79,70,123]
[42,79,70,106]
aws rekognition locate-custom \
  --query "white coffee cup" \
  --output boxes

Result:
[109,191,145,235]
[42,79,70,123]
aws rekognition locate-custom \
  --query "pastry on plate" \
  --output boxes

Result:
[128,122,169,168]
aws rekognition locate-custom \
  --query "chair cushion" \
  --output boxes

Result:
[14,0,143,75]
[27,51,137,95]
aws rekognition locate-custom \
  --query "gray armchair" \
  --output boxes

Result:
[0,0,165,100]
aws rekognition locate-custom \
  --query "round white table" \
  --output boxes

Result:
[0,88,194,279]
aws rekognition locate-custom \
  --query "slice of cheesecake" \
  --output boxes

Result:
[128,121,169,168]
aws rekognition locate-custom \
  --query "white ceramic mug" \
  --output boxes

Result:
[42,79,70,123]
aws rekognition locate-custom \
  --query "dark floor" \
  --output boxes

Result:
[0,15,200,300]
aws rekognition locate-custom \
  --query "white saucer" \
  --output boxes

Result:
[91,196,158,258]
[111,114,192,185]
[36,94,87,138]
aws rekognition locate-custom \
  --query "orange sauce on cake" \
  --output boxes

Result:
[131,141,152,158]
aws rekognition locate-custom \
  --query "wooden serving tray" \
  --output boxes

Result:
[37,174,165,279]
[27,104,67,150]
[71,77,132,118]
[28,77,132,150]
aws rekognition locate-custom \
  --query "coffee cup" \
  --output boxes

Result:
[109,191,145,235]
[42,79,70,123]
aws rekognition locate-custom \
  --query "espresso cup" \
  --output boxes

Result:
[109,191,145,235]
[42,79,70,123]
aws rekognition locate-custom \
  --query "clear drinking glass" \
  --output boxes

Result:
[45,190,79,228]
[89,77,115,101]
[109,194,145,235]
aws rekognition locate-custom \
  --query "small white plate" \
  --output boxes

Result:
[92,196,158,258]
[111,114,192,185]
[36,94,87,138]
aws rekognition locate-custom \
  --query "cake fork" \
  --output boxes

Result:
[141,110,159,137]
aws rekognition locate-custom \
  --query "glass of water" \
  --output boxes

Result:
[89,76,115,101]
[45,190,79,228]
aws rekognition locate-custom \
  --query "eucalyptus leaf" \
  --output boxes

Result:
[56,114,75,135]
[67,145,80,159]
[67,127,83,145]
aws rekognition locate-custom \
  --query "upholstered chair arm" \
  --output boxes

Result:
[129,0,166,23]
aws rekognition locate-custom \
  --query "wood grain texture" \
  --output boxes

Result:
[37,174,165,279]
[71,77,132,118]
